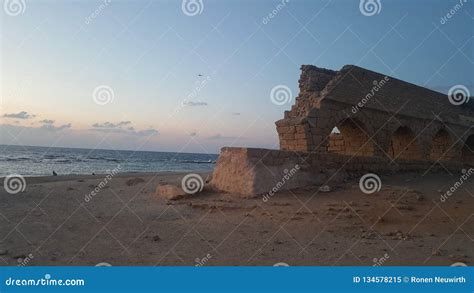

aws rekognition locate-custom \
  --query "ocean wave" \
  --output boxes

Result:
[178,159,216,164]
[87,156,121,163]
[3,157,32,162]
[43,155,63,159]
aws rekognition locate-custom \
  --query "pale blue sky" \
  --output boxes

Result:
[1,0,473,154]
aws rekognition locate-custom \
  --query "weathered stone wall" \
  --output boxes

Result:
[210,147,325,196]
[327,121,374,157]
[210,147,464,197]
[327,133,344,154]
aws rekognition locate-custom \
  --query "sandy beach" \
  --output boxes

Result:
[1,171,472,266]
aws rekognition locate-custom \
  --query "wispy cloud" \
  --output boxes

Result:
[39,119,55,124]
[0,121,72,133]
[183,101,208,107]
[208,133,242,140]
[90,121,158,136]
[92,121,132,128]
[40,123,72,131]
[3,111,35,119]
[135,129,159,136]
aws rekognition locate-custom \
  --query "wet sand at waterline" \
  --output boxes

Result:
[0,171,472,266]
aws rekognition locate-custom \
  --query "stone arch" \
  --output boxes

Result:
[461,134,474,165]
[429,129,456,161]
[389,126,423,160]
[327,118,375,157]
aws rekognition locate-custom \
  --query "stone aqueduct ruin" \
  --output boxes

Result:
[276,65,473,162]
[210,65,474,196]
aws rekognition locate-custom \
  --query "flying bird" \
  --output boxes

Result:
[198,74,203,77]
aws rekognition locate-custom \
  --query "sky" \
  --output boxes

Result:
[1,0,473,154]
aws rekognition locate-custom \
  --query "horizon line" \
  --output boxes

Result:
[0,143,220,156]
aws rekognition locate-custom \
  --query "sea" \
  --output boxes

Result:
[0,145,218,177]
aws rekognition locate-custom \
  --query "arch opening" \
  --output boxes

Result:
[462,135,474,165]
[327,119,374,157]
[390,126,422,160]
[430,129,454,161]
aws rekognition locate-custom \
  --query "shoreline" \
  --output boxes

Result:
[0,171,211,185]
